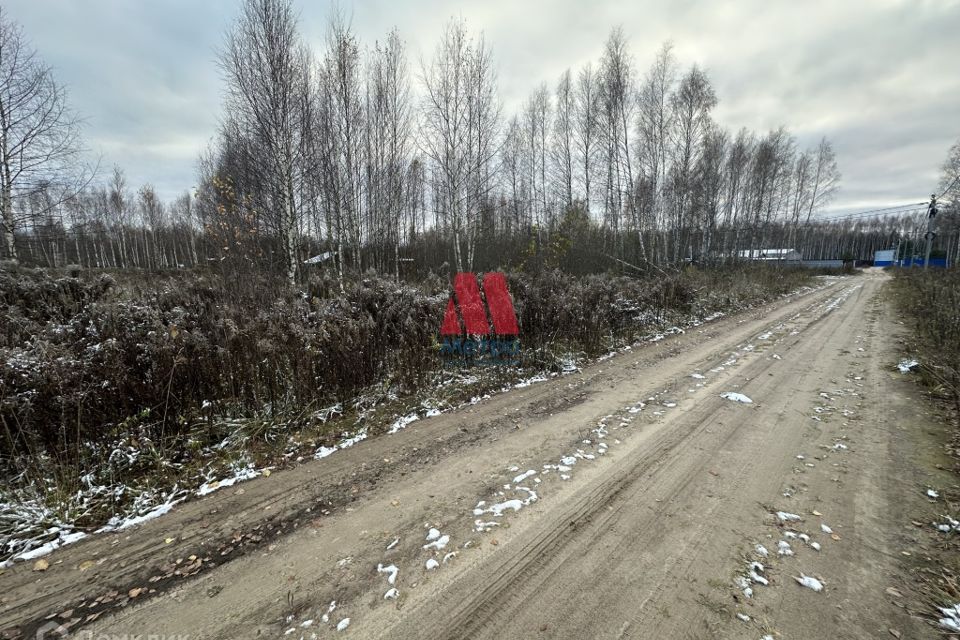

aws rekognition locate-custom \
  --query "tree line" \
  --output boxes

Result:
[2,0,958,280]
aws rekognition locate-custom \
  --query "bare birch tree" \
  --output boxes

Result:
[366,28,412,278]
[573,63,599,215]
[219,0,309,285]
[551,70,575,210]
[0,8,88,263]
[421,19,499,272]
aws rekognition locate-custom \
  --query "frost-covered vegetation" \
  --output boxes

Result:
[891,268,960,416]
[0,263,814,562]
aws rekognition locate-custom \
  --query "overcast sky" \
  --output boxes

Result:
[5,0,959,215]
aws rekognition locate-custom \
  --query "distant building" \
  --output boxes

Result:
[737,248,802,262]
[874,249,895,266]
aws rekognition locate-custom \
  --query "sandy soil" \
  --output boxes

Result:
[0,270,944,639]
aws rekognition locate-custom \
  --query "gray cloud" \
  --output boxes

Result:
[5,0,959,213]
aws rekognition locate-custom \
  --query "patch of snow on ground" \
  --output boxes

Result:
[512,470,536,484]
[474,499,523,517]
[720,392,753,404]
[197,465,260,496]
[315,445,337,459]
[514,374,548,388]
[777,511,802,522]
[748,562,768,586]
[795,574,823,592]
[939,604,960,631]
[423,535,450,551]
[377,563,399,585]
[98,492,186,533]
[897,359,919,373]
[388,413,420,434]
[9,530,87,562]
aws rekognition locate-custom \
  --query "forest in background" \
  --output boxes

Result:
[2,0,958,282]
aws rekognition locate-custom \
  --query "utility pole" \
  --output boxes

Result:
[923,194,938,270]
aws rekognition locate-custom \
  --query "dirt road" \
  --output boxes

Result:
[2,270,945,639]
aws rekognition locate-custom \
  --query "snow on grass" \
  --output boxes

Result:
[755,544,769,557]
[197,464,260,497]
[927,488,940,499]
[315,446,338,460]
[721,392,753,404]
[514,374,549,389]
[777,540,794,557]
[425,528,442,541]
[794,574,824,592]
[8,530,87,562]
[336,618,351,631]
[939,604,960,631]
[388,413,420,435]
[98,491,186,533]
[897,359,919,374]
[935,516,960,533]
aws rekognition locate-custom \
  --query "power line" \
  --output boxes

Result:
[816,202,926,223]
[937,173,960,200]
